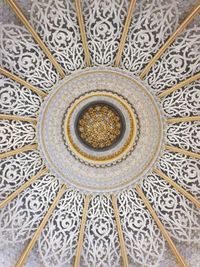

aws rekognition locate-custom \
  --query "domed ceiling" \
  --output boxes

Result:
[0,0,200,266]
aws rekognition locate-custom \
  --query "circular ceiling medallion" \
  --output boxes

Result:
[38,68,163,193]
[63,90,138,166]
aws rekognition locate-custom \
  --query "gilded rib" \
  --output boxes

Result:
[139,4,200,79]
[0,114,37,124]
[0,168,48,209]
[0,67,47,97]
[0,144,38,159]
[112,194,129,267]
[167,116,200,124]
[74,195,91,267]
[135,185,187,267]
[114,0,137,66]
[6,0,65,78]
[165,145,200,160]
[15,184,67,267]
[74,0,91,66]
[158,72,200,98]
[154,168,200,209]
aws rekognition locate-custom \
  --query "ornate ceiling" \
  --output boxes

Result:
[0,0,200,266]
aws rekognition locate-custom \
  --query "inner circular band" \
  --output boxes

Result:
[64,91,138,165]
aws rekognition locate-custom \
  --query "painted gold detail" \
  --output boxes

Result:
[5,0,65,78]
[135,185,187,267]
[15,184,67,267]
[154,168,200,209]
[167,116,200,124]
[0,67,47,98]
[73,195,91,267]
[165,145,200,160]
[0,114,37,124]
[0,144,38,159]
[158,72,200,98]
[139,4,200,79]
[114,0,137,66]
[112,194,129,267]
[0,168,48,209]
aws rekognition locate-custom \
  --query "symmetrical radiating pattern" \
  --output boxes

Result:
[0,120,35,153]
[0,0,200,266]
[80,195,120,267]
[121,0,179,74]
[83,0,129,66]
[30,0,85,73]
[117,189,165,266]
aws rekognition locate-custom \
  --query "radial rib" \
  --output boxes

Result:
[114,0,137,67]
[165,145,200,160]
[135,185,187,267]
[5,0,65,78]
[167,116,200,124]
[74,195,91,267]
[0,167,48,209]
[15,184,67,267]
[158,72,200,98]
[154,168,200,209]
[0,114,37,124]
[74,0,91,66]
[111,194,129,267]
[0,67,47,97]
[0,144,38,159]
[139,4,200,79]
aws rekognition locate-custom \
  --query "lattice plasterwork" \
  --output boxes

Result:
[0,0,200,266]
[142,174,200,243]
[0,24,60,93]
[0,75,42,117]
[30,0,85,74]
[0,119,35,153]
[121,0,179,75]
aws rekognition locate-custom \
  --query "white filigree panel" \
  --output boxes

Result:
[117,188,165,267]
[30,0,85,74]
[0,150,44,201]
[161,81,200,118]
[80,195,120,267]
[38,189,84,267]
[0,25,59,92]
[0,75,42,117]
[82,0,129,66]
[142,174,200,242]
[146,25,200,94]
[121,0,179,75]
[0,173,61,243]
[0,120,35,153]
[166,121,200,154]
[157,151,200,198]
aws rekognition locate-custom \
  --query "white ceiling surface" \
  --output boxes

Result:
[0,0,200,266]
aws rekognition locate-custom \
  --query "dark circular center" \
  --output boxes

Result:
[76,103,124,150]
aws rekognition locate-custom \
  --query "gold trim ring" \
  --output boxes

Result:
[64,91,138,165]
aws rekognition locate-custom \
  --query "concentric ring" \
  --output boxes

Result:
[38,68,163,193]
[63,91,138,166]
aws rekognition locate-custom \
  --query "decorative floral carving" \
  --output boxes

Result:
[0,120,35,153]
[30,0,85,73]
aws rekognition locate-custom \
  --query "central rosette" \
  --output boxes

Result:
[77,103,123,150]
[63,91,137,166]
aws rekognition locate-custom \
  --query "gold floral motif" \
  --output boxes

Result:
[78,104,122,149]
